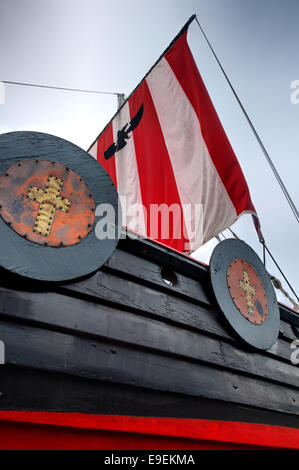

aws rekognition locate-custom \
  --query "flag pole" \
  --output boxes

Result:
[87,15,196,152]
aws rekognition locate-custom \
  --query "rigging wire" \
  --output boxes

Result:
[202,15,298,308]
[2,80,123,97]
[262,239,266,268]
[225,228,298,308]
[194,16,299,224]
[228,228,239,239]
[263,243,299,303]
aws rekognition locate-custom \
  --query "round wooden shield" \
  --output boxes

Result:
[0,131,121,281]
[209,238,280,350]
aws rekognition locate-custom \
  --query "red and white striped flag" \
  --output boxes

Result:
[89,18,260,252]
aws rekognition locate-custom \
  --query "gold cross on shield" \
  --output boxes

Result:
[239,270,256,316]
[27,175,71,237]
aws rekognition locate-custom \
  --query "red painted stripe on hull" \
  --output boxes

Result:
[0,411,298,450]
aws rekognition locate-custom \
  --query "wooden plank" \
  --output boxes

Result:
[105,248,211,307]
[0,287,297,388]
[0,284,299,386]
[280,304,299,327]
[0,320,298,416]
[1,367,299,429]
[279,321,298,342]
[63,270,232,337]
[118,239,299,331]
[105,249,297,342]
[118,237,209,283]
[63,269,297,344]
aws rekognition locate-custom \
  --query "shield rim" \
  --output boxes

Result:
[0,131,121,282]
[209,238,280,350]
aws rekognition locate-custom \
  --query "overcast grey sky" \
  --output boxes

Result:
[0,0,298,308]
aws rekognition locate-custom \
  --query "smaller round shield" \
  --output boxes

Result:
[209,239,280,350]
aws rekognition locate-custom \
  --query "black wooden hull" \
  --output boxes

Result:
[0,237,298,448]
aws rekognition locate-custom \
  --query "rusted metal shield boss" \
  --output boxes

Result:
[0,132,121,281]
[0,160,95,246]
[227,259,268,325]
[210,239,280,350]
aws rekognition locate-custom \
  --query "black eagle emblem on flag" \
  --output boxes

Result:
[104,104,144,160]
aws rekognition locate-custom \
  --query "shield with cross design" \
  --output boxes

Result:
[0,131,121,281]
[209,238,280,350]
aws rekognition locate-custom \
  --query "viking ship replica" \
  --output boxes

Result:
[0,16,298,450]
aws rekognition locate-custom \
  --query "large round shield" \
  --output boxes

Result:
[209,238,280,350]
[0,131,121,281]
